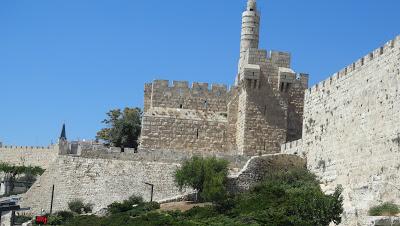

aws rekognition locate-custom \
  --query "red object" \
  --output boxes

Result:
[35,216,48,224]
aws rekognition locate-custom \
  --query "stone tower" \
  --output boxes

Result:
[233,0,308,155]
[238,0,260,75]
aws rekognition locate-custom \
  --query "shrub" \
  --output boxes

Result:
[55,211,74,222]
[369,202,400,216]
[47,215,63,225]
[68,199,85,214]
[107,195,144,214]
[175,156,229,202]
[14,215,32,224]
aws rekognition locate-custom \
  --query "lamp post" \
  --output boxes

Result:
[144,182,154,202]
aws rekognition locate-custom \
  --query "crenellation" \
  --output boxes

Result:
[153,79,169,88]
[306,36,400,98]
[173,80,189,88]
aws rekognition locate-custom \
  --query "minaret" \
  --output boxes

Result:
[236,0,260,84]
[239,0,260,64]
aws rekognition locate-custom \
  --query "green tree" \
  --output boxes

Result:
[96,107,142,149]
[0,163,45,194]
[175,156,229,202]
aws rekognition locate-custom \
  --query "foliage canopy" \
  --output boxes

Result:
[175,156,229,202]
[96,107,142,149]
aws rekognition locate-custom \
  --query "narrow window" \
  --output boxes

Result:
[380,47,384,55]
[196,129,199,139]
[285,83,290,93]
[361,58,365,66]
[179,104,183,109]
[204,100,208,109]
[263,105,267,115]
[369,53,374,60]
[280,82,285,92]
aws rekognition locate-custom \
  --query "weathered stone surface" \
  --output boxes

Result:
[228,154,306,193]
[0,145,58,169]
[282,35,400,225]
[20,156,193,215]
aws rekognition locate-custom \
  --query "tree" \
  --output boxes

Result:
[0,163,45,195]
[96,107,142,149]
[175,156,229,202]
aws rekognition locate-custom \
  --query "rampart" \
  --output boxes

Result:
[286,34,400,225]
[0,145,58,169]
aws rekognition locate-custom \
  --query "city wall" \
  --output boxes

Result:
[289,35,400,225]
[21,155,193,215]
[0,145,58,169]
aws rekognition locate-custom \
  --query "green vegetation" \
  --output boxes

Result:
[0,162,45,194]
[96,107,142,149]
[52,159,343,226]
[368,202,400,216]
[68,199,93,214]
[175,156,229,202]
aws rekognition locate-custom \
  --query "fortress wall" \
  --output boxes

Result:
[146,80,228,112]
[140,115,229,152]
[286,77,308,141]
[301,35,400,225]
[0,145,58,169]
[21,156,193,215]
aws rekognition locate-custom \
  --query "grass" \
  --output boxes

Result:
[369,202,400,216]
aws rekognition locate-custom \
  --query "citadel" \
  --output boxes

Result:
[1,0,400,225]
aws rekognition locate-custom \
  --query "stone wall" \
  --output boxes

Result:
[281,139,304,157]
[0,145,58,169]
[228,153,306,193]
[140,108,229,152]
[145,80,228,112]
[80,145,250,170]
[21,156,193,215]
[293,35,400,225]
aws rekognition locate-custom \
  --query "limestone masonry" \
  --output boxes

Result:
[139,0,308,156]
[1,1,399,225]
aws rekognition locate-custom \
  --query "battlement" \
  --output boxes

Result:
[0,145,54,150]
[307,35,400,96]
[281,139,303,151]
[280,139,304,156]
[151,80,229,94]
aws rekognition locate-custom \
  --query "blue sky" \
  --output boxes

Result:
[0,0,399,146]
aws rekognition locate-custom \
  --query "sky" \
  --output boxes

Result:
[0,0,399,146]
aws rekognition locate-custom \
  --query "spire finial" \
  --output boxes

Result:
[60,123,67,140]
[247,0,257,11]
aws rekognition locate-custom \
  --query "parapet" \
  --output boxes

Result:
[306,35,400,96]
[150,79,229,94]
[270,51,291,68]
[0,145,53,150]
[280,139,303,156]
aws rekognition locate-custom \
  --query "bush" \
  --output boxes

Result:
[175,156,229,202]
[55,211,74,222]
[68,199,85,214]
[369,202,400,216]
[14,215,32,224]
[47,215,64,225]
[107,195,144,214]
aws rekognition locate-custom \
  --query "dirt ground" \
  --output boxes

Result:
[159,201,212,212]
